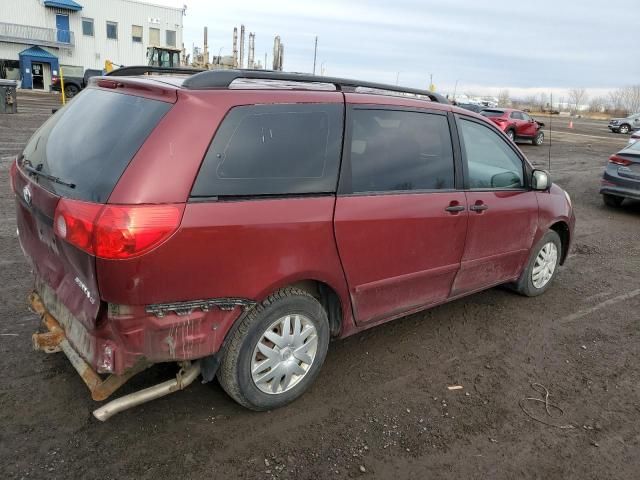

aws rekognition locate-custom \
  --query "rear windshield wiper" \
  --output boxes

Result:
[24,165,76,189]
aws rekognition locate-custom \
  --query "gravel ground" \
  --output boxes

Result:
[1,93,639,480]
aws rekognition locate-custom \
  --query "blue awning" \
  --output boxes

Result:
[19,46,59,60]
[44,0,83,11]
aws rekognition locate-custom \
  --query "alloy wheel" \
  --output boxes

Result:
[531,242,558,289]
[251,314,318,394]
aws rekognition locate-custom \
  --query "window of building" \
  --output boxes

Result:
[149,27,160,45]
[132,25,143,43]
[166,30,176,47]
[106,21,118,40]
[458,119,524,189]
[191,103,344,198]
[0,60,20,80]
[349,109,455,193]
[82,18,94,36]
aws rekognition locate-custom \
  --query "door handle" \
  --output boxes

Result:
[470,203,489,212]
[445,204,466,213]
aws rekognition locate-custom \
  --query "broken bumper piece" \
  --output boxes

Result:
[29,291,201,421]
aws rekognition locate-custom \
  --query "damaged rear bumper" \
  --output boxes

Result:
[30,292,202,421]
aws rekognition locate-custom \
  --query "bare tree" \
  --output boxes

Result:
[606,85,640,115]
[497,89,510,107]
[539,92,549,111]
[589,96,607,113]
[568,88,588,113]
[620,85,640,113]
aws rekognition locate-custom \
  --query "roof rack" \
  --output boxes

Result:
[104,66,449,104]
[105,66,206,77]
[183,69,448,103]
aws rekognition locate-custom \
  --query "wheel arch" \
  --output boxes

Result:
[549,220,570,265]
[272,279,345,337]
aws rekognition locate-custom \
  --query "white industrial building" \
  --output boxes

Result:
[0,0,184,90]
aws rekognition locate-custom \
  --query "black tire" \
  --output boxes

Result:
[217,287,330,411]
[533,131,544,146]
[506,129,516,141]
[603,194,624,208]
[619,124,631,134]
[64,84,79,98]
[513,231,562,297]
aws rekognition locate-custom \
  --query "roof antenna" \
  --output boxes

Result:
[548,92,552,172]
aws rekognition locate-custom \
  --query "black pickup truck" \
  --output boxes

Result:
[51,67,102,98]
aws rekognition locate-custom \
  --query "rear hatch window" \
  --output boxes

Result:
[480,109,506,118]
[21,88,172,202]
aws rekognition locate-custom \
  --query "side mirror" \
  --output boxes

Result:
[532,169,551,191]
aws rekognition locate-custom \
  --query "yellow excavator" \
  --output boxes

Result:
[104,46,182,73]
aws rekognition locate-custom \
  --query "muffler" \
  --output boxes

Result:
[93,361,201,421]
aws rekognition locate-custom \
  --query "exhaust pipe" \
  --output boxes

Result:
[93,361,201,421]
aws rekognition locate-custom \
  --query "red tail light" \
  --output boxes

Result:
[54,199,184,259]
[609,154,632,166]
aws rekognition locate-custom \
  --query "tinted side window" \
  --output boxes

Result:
[349,109,454,193]
[510,112,523,120]
[191,103,343,197]
[459,119,524,189]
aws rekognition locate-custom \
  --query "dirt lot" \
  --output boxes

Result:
[1,93,639,480]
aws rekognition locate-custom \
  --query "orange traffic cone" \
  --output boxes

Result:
[568,120,574,129]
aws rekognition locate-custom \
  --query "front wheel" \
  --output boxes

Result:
[533,131,544,146]
[217,288,330,411]
[513,231,562,297]
[619,124,631,134]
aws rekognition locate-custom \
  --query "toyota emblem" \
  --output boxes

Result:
[22,185,32,206]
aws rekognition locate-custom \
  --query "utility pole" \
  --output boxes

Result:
[396,72,400,85]
[313,36,318,75]
[264,52,267,70]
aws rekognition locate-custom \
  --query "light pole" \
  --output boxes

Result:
[313,36,318,75]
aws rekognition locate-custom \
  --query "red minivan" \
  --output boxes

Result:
[10,69,574,420]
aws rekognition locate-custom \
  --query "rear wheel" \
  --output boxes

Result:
[619,124,631,134]
[217,288,330,411]
[603,194,624,208]
[64,84,79,98]
[506,129,515,141]
[513,231,562,297]
[533,131,544,146]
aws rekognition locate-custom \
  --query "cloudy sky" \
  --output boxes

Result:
[153,0,637,97]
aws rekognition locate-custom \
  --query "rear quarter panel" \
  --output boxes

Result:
[96,196,354,337]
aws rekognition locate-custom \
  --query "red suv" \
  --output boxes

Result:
[10,68,574,420]
[481,108,545,145]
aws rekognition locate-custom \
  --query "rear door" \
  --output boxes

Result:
[451,115,538,296]
[12,88,172,327]
[334,104,467,325]
[510,111,529,137]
